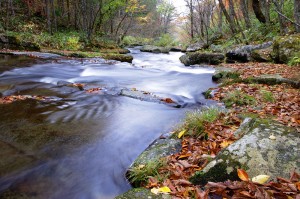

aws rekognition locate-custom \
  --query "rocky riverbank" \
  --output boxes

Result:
[116,50,300,198]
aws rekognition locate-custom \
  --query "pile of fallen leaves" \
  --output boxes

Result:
[144,115,240,197]
[212,83,300,131]
[221,62,300,80]
[201,169,300,199]
[0,95,50,104]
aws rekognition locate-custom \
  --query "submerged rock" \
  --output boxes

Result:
[226,41,272,63]
[190,118,300,186]
[273,34,300,64]
[140,45,170,54]
[180,53,225,66]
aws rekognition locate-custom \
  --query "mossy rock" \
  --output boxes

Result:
[251,47,273,62]
[102,54,133,63]
[115,188,170,199]
[190,119,300,185]
[212,67,239,82]
[180,52,225,66]
[130,139,181,168]
[273,34,300,64]
[140,45,170,54]
[0,34,40,51]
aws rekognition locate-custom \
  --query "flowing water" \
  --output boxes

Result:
[0,48,216,199]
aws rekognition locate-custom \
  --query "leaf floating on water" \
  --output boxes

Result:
[252,175,270,184]
[178,130,187,138]
[237,169,249,181]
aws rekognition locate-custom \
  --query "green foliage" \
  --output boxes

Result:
[121,36,153,46]
[178,107,222,137]
[128,158,168,187]
[223,90,257,107]
[260,90,275,103]
[154,34,178,47]
[288,57,300,67]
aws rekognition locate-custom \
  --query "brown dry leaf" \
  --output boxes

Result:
[237,169,249,181]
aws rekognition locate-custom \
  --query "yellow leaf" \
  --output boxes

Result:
[151,187,171,195]
[252,175,270,184]
[220,140,233,148]
[178,130,187,138]
[237,169,249,181]
[158,186,171,193]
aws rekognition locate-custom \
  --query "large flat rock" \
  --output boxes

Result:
[190,118,300,185]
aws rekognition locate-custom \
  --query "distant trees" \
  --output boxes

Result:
[182,0,300,43]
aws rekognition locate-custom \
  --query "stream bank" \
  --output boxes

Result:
[116,45,300,198]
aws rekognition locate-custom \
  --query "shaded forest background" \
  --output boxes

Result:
[0,0,299,50]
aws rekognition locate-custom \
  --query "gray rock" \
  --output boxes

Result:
[115,188,170,199]
[130,139,181,168]
[140,45,170,54]
[190,119,300,185]
[180,53,225,66]
[186,42,208,52]
[226,41,273,63]
[273,34,300,64]
[212,67,239,82]
[251,47,273,62]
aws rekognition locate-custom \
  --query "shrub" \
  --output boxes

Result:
[154,34,178,47]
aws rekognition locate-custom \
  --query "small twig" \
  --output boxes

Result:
[274,9,300,28]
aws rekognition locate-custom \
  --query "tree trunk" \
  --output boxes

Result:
[295,0,300,32]
[240,0,251,28]
[51,0,57,32]
[217,1,223,33]
[218,0,237,34]
[45,0,52,34]
[189,0,194,39]
[261,0,271,24]
[272,0,287,35]
[252,0,266,23]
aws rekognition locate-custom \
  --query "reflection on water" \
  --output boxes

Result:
[0,48,216,198]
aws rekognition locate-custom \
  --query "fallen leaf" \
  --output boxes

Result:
[178,130,187,139]
[252,175,270,184]
[269,134,276,140]
[220,140,233,148]
[237,169,249,181]
[158,186,171,193]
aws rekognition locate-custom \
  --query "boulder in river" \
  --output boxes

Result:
[190,118,300,186]
[272,34,300,64]
[140,45,170,54]
[226,41,273,63]
[180,52,225,66]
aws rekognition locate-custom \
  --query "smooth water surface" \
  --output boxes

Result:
[0,48,216,199]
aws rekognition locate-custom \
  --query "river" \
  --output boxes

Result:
[0,48,216,199]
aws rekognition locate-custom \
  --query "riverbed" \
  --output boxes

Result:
[0,48,216,199]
